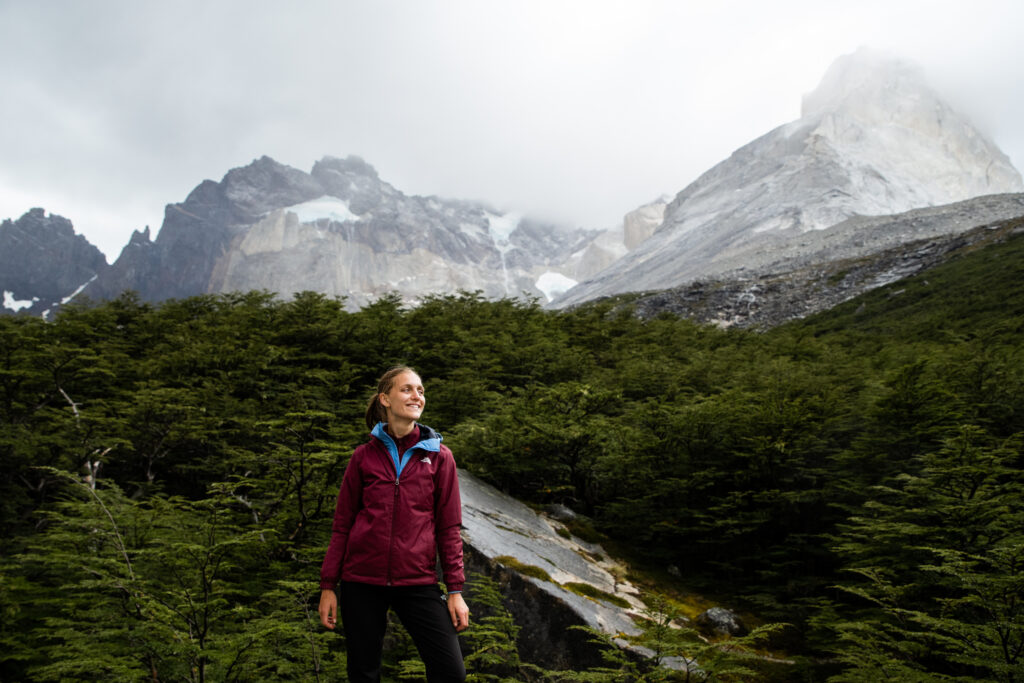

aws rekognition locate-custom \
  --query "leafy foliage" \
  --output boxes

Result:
[1,229,1023,680]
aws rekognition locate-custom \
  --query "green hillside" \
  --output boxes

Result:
[1,230,1022,681]
[801,221,1024,342]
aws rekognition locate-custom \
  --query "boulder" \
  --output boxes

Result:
[695,606,748,637]
[457,469,647,669]
[543,503,577,523]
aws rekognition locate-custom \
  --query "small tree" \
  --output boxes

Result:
[830,427,1024,681]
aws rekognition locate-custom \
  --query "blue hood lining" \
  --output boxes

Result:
[371,422,441,479]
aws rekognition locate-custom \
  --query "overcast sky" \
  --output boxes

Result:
[2,0,1023,259]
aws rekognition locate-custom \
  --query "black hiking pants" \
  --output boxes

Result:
[338,581,466,683]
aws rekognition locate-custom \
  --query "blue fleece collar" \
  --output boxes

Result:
[372,422,441,479]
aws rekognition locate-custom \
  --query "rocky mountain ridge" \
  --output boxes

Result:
[0,208,107,317]
[4,49,1023,326]
[79,155,610,310]
[552,48,1024,307]
[619,194,1024,327]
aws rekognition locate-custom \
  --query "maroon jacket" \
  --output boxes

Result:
[320,423,465,592]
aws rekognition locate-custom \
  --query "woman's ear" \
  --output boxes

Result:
[379,393,390,408]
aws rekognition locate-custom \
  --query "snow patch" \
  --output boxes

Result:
[3,291,37,312]
[283,195,360,224]
[61,274,98,304]
[459,221,486,238]
[486,211,520,243]
[536,271,577,302]
[752,214,799,233]
[485,211,522,295]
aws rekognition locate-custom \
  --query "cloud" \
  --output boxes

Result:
[1,0,1022,259]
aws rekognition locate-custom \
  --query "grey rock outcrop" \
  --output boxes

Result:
[696,607,748,637]
[0,208,107,316]
[549,197,669,297]
[623,197,669,250]
[458,469,647,669]
[553,48,1023,307]
[628,193,1024,328]
[85,155,599,309]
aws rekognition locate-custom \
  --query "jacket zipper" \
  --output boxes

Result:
[375,431,430,586]
[386,473,400,585]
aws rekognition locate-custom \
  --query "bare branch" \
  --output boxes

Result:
[58,387,81,423]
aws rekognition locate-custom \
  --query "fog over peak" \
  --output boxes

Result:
[1,1,1023,259]
[801,47,923,116]
[552,46,1022,307]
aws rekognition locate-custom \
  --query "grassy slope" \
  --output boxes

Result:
[794,224,1024,343]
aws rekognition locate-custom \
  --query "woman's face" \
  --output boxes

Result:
[380,371,425,423]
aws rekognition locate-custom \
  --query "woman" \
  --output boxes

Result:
[319,366,470,683]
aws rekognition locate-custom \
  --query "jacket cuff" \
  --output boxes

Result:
[446,583,464,593]
[320,581,337,591]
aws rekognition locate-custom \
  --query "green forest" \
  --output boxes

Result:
[2,229,1023,682]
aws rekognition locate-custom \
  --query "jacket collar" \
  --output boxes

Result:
[371,422,441,479]
[371,422,441,452]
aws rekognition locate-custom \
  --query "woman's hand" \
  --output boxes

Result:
[447,592,470,632]
[319,589,339,630]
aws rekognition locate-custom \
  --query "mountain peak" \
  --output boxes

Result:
[220,156,323,219]
[313,155,380,180]
[553,49,1023,307]
[801,47,926,118]
[0,209,106,316]
[798,48,1022,208]
[79,154,598,310]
